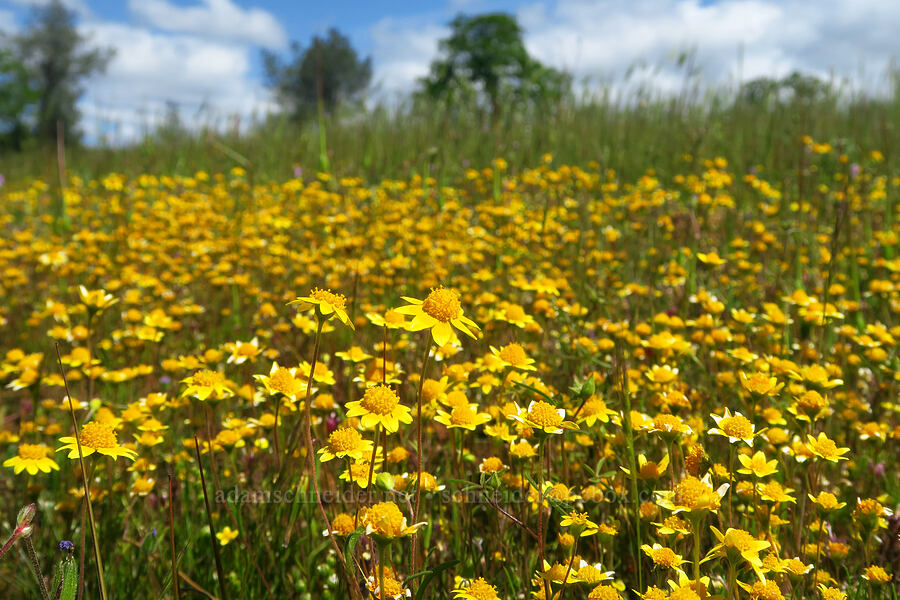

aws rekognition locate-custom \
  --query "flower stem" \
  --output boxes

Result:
[411,338,433,577]
[55,343,108,600]
[23,535,51,600]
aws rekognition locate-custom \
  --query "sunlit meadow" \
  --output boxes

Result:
[1,128,899,600]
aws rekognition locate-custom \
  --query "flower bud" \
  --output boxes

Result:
[16,504,36,538]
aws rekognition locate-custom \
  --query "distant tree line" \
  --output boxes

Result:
[0,0,112,151]
[0,3,844,155]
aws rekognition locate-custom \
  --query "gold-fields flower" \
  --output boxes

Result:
[345,384,412,433]
[57,421,138,461]
[394,286,479,346]
[317,426,373,462]
[288,288,354,329]
[181,369,233,401]
[360,501,425,541]
[434,403,491,430]
[709,409,758,445]
[508,400,576,435]
[3,443,59,475]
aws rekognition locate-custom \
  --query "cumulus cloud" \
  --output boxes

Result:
[78,21,276,143]
[369,17,448,94]
[128,0,287,50]
[371,0,900,96]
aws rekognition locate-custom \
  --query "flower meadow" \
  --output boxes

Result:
[0,142,899,600]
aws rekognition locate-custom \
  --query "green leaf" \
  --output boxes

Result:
[412,559,460,600]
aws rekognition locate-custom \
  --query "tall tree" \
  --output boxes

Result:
[14,0,113,143]
[419,13,571,122]
[263,28,372,120]
[0,48,38,151]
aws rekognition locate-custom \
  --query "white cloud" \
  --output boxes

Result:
[127,0,287,50]
[371,0,900,97]
[2,0,90,16]
[78,21,276,144]
[370,17,447,94]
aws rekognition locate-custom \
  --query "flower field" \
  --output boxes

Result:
[0,141,899,600]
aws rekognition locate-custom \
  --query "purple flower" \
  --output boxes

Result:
[326,411,340,434]
[0,174,5,187]
[850,163,860,179]
[59,540,75,553]
[293,166,303,178]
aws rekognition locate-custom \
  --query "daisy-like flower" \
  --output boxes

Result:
[180,369,233,401]
[739,371,784,397]
[508,400,576,435]
[622,453,670,480]
[452,577,501,600]
[737,579,784,600]
[324,513,358,537]
[434,403,491,430]
[339,459,382,488]
[737,451,779,478]
[641,543,687,573]
[587,584,623,600]
[862,565,892,583]
[657,474,729,516]
[224,337,262,364]
[288,288,354,329]
[808,491,846,512]
[253,362,305,400]
[578,396,617,427]
[489,343,536,371]
[705,526,771,581]
[805,432,850,462]
[366,567,410,599]
[57,421,138,461]
[79,285,118,314]
[696,251,726,265]
[216,526,239,546]
[345,384,412,433]
[560,511,600,537]
[818,585,847,600]
[757,481,796,504]
[3,443,59,475]
[366,309,407,330]
[360,501,425,542]
[317,426,374,462]
[574,561,614,585]
[708,409,757,446]
[394,286,479,346]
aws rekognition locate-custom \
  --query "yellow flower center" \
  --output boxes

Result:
[498,343,527,365]
[505,304,526,321]
[719,415,753,438]
[653,414,684,432]
[331,513,357,535]
[361,384,400,415]
[422,286,461,322]
[812,436,838,456]
[673,476,718,511]
[193,369,225,388]
[857,498,883,515]
[383,309,405,325]
[649,547,679,567]
[815,492,839,510]
[576,564,608,584]
[464,577,499,600]
[480,457,504,473]
[797,390,827,409]
[724,528,758,552]
[309,288,347,311]
[669,588,701,600]
[744,373,776,394]
[79,421,118,449]
[583,398,608,417]
[268,367,297,394]
[18,443,49,460]
[364,501,405,537]
[587,584,622,600]
[449,405,477,426]
[527,401,563,428]
[546,483,571,501]
[328,427,362,453]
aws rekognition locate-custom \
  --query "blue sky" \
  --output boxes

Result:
[1,0,898,144]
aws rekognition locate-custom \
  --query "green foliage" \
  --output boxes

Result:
[12,0,113,143]
[418,13,571,120]
[0,49,38,151]
[263,28,372,120]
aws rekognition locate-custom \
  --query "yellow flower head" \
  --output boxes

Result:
[345,384,412,433]
[58,421,137,461]
[3,443,59,475]
[288,288,354,329]
[394,286,480,346]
